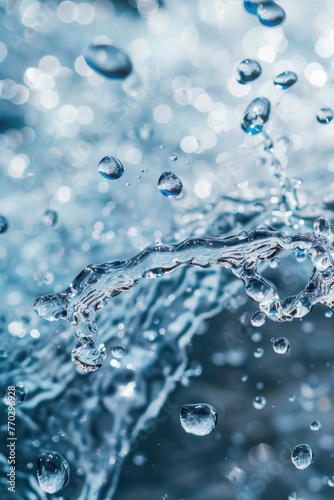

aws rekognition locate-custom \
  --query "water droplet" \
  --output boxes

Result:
[43,209,57,227]
[241,374,248,382]
[241,97,270,135]
[3,385,28,405]
[158,171,183,197]
[291,444,314,470]
[0,215,8,234]
[71,339,107,372]
[288,493,297,500]
[328,476,334,487]
[111,345,127,358]
[97,156,124,180]
[273,337,290,354]
[169,152,179,161]
[310,420,322,431]
[317,107,334,124]
[235,59,262,84]
[84,44,132,79]
[250,311,266,327]
[273,71,298,90]
[133,452,146,466]
[37,450,70,494]
[289,394,296,403]
[257,2,286,27]
[253,347,264,358]
[253,395,266,410]
[180,403,217,436]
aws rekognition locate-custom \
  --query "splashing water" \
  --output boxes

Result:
[2,1,334,499]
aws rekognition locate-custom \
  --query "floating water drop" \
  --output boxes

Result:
[180,403,217,436]
[169,152,178,161]
[289,395,296,403]
[291,444,314,470]
[98,156,124,180]
[273,71,298,90]
[253,347,264,358]
[111,345,127,358]
[158,171,183,197]
[257,2,286,27]
[317,107,334,124]
[273,337,290,354]
[253,395,266,410]
[235,59,262,84]
[37,450,70,494]
[43,209,57,227]
[3,385,28,405]
[241,97,270,135]
[71,339,107,372]
[328,476,334,487]
[251,311,266,327]
[0,215,8,234]
[84,44,132,79]
[310,420,322,431]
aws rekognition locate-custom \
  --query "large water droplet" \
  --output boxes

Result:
[84,44,132,79]
[317,107,334,124]
[37,450,70,494]
[253,395,266,409]
[273,337,290,354]
[111,345,127,358]
[273,71,298,90]
[310,420,322,431]
[241,97,270,135]
[180,403,217,436]
[71,339,107,372]
[257,2,286,27]
[43,209,58,227]
[0,215,8,234]
[291,444,314,470]
[158,171,183,197]
[97,156,124,180]
[236,59,262,84]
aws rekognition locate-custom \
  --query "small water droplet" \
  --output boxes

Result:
[169,152,179,161]
[111,345,127,358]
[0,216,8,234]
[133,452,146,466]
[253,347,264,358]
[98,156,124,180]
[253,395,266,410]
[257,2,286,27]
[273,337,290,355]
[273,71,298,90]
[250,311,266,327]
[288,493,297,500]
[310,420,322,431]
[317,107,334,124]
[243,0,263,15]
[3,385,28,405]
[180,403,217,436]
[269,257,280,268]
[289,394,296,403]
[291,444,314,470]
[84,44,132,79]
[43,209,57,227]
[328,476,334,487]
[241,374,248,382]
[71,339,107,372]
[235,59,262,84]
[158,171,183,197]
[37,450,70,494]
